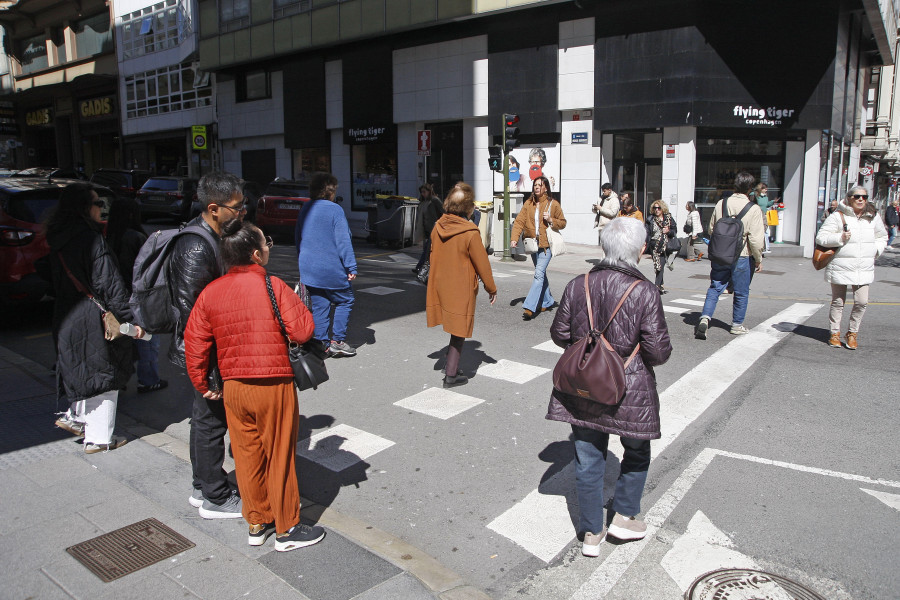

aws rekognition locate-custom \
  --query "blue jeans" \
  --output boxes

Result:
[888,226,897,246]
[307,285,354,343]
[523,248,554,312]
[572,425,651,535]
[701,256,753,325]
[135,336,161,386]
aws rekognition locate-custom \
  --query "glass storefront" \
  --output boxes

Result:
[291,147,330,180]
[351,143,396,211]
[611,132,662,216]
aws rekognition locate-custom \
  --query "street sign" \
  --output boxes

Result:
[859,166,873,176]
[417,129,431,156]
[192,125,207,150]
[571,132,588,144]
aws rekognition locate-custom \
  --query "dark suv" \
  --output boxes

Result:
[136,176,199,221]
[255,179,311,237]
[0,178,116,304]
[90,168,151,201]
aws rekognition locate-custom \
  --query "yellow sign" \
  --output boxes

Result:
[192,125,207,150]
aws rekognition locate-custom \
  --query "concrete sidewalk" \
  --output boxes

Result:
[0,345,488,600]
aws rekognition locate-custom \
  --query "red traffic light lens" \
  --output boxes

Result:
[505,114,519,126]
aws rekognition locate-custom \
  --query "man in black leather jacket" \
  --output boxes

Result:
[168,171,247,519]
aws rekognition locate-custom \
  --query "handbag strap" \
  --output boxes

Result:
[57,251,107,313]
[265,274,295,345]
[583,274,642,367]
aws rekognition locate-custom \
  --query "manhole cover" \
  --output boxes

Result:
[66,518,195,582]
[686,568,826,600]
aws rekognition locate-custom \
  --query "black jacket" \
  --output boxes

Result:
[546,262,672,439]
[165,216,223,390]
[885,205,899,228]
[421,196,445,237]
[49,219,134,401]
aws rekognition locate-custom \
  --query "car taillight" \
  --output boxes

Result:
[0,228,35,246]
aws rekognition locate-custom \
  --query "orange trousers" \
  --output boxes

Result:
[223,378,300,534]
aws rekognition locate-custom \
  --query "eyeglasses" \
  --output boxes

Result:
[264,235,273,248]
[851,194,868,200]
[215,201,247,213]
[652,206,661,211]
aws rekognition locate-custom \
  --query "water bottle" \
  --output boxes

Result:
[119,323,152,341]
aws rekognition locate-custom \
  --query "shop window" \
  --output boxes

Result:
[74,13,112,59]
[292,148,331,180]
[220,0,250,32]
[18,34,48,74]
[351,144,397,211]
[237,69,270,102]
[124,62,212,119]
[274,0,310,18]
[121,0,189,60]
[694,137,785,208]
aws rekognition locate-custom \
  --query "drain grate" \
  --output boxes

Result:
[66,518,195,582]
[686,568,826,600]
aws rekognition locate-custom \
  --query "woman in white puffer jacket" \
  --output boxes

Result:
[815,185,887,350]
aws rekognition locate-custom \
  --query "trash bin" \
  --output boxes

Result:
[375,195,419,248]
[474,199,494,251]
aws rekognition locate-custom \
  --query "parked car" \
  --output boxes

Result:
[14,167,88,180]
[0,177,115,304]
[136,176,198,222]
[255,179,311,238]
[89,168,151,201]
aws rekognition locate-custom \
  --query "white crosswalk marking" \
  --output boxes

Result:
[394,388,484,420]
[488,303,822,564]
[533,340,564,354]
[357,286,404,295]
[296,424,395,472]
[477,359,550,384]
[669,299,704,306]
[491,272,514,278]
[663,305,692,314]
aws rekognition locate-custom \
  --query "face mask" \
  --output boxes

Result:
[509,165,519,182]
[529,164,542,180]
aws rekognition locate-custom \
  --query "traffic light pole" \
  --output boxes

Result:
[501,116,512,261]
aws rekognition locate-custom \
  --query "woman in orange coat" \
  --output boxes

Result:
[426,183,497,388]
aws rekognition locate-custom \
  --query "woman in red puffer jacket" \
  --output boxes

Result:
[185,220,324,553]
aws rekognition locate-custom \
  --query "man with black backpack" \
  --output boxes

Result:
[168,172,247,518]
[694,171,765,340]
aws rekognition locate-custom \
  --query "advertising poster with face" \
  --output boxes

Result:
[498,145,560,196]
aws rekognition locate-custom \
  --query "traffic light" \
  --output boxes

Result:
[503,113,520,154]
[488,145,503,171]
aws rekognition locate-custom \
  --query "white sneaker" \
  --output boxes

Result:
[730,324,750,335]
[608,514,647,541]
[582,530,606,557]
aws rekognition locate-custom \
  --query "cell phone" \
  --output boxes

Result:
[843,224,849,232]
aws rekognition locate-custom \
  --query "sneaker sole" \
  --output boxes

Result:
[843,344,857,350]
[581,533,606,557]
[330,351,357,357]
[248,528,276,546]
[198,506,245,519]
[607,525,647,541]
[188,494,204,508]
[695,321,708,340]
[275,530,325,552]
[84,438,128,454]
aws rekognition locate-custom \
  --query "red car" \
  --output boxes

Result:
[0,178,115,304]
[255,179,311,238]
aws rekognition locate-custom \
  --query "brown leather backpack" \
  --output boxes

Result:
[552,275,640,405]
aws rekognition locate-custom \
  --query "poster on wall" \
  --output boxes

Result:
[496,144,561,196]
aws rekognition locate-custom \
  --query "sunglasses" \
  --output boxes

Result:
[851,194,868,200]
[652,206,661,210]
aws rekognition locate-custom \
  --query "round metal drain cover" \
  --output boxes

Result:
[685,568,826,600]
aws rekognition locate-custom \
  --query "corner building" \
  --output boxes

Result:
[199,0,895,255]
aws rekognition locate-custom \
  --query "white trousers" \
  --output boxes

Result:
[75,390,119,444]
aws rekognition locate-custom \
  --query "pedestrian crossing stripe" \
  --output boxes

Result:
[477,359,550,384]
[394,388,484,420]
[663,305,692,314]
[358,286,404,295]
[533,340,563,354]
[669,299,704,306]
[296,424,395,472]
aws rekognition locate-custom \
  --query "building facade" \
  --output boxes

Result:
[196,0,895,255]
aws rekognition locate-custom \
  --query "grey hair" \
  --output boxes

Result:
[198,172,244,212]
[845,185,867,199]
[600,216,645,265]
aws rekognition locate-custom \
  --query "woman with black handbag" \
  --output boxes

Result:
[184,220,325,552]
[645,200,677,294]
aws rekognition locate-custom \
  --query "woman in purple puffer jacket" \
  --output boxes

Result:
[547,216,672,558]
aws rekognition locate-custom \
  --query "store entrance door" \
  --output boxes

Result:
[612,133,661,215]
[424,121,463,200]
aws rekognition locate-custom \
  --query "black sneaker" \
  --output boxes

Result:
[275,523,325,552]
[137,379,169,394]
[695,316,709,340]
[443,374,468,388]
[248,522,276,546]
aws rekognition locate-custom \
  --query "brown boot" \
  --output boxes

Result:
[828,332,841,348]
[844,332,858,350]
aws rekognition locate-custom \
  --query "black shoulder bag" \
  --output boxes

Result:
[265,275,329,391]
